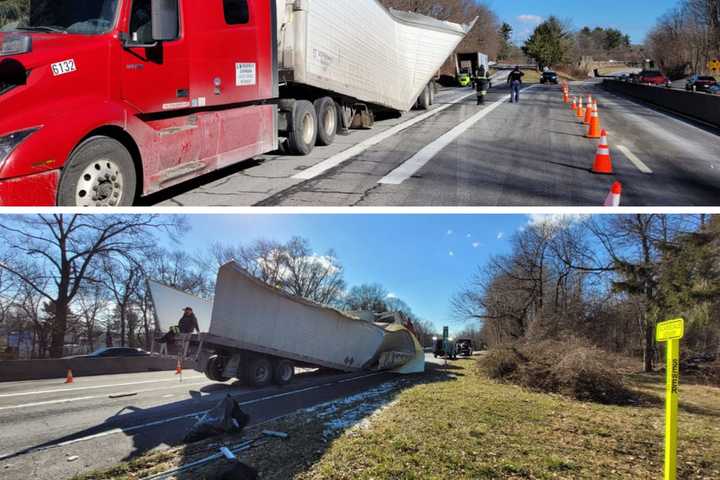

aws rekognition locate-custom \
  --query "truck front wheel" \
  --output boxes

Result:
[246,356,272,387]
[313,97,337,146]
[272,359,295,385]
[287,100,318,155]
[57,136,136,207]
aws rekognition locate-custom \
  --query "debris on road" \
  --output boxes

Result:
[108,392,138,399]
[66,455,79,462]
[184,395,249,443]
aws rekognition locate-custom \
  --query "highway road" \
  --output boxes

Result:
[0,363,414,480]
[150,80,720,207]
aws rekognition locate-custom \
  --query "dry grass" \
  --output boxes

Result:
[73,360,720,480]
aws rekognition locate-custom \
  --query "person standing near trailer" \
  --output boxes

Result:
[507,66,525,103]
[178,307,200,359]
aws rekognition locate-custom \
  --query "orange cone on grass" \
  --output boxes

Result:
[604,182,622,207]
[586,102,602,138]
[592,130,613,174]
[65,369,74,384]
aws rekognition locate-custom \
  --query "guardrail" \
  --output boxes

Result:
[0,356,177,382]
[602,79,720,129]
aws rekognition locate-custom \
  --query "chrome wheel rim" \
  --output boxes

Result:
[75,159,124,207]
[322,106,336,136]
[302,112,315,145]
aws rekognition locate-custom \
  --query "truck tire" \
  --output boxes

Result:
[417,84,432,110]
[245,356,272,387]
[272,359,295,385]
[57,136,136,207]
[287,100,317,155]
[205,355,229,382]
[313,97,337,146]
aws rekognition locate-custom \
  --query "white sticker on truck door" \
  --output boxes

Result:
[51,59,77,76]
[235,63,256,86]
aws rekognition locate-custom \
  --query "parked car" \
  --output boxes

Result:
[685,75,717,92]
[638,70,669,86]
[72,347,151,358]
[540,71,559,84]
[709,84,720,95]
[627,73,641,83]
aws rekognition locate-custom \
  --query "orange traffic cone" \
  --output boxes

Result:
[175,357,183,375]
[563,90,569,104]
[576,97,585,119]
[586,94,593,107]
[583,98,593,124]
[604,182,622,207]
[65,369,74,384]
[586,103,602,138]
[571,97,577,111]
[592,130,613,174]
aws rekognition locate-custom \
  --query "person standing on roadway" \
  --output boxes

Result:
[178,307,200,358]
[507,66,524,103]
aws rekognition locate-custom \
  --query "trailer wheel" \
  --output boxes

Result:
[205,355,229,382]
[272,359,295,385]
[287,100,317,155]
[313,97,337,146]
[246,356,272,387]
[417,84,432,110]
[57,136,136,207]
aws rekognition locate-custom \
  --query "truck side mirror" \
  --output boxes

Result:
[152,0,179,42]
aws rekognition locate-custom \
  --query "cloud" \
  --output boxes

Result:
[466,233,472,238]
[527,214,589,228]
[517,14,543,25]
[447,229,454,235]
[472,242,481,248]
[449,251,455,257]
[496,232,504,240]
[386,292,397,299]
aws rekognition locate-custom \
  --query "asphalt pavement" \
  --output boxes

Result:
[0,365,407,480]
[151,79,720,207]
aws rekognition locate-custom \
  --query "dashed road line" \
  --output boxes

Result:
[0,375,206,398]
[617,145,653,174]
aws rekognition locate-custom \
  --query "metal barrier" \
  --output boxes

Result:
[602,79,720,129]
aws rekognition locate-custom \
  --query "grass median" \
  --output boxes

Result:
[75,358,720,480]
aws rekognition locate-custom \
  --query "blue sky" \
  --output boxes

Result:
[172,214,530,335]
[487,0,678,43]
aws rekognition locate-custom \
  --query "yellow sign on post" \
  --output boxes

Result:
[656,318,684,480]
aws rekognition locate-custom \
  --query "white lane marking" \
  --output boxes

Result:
[0,380,211,411]
[338,372,383,383]
[292,91,476,180]
[617,145,653,174]
[1,374,371,456]
[378,86,536,185]
[0,375,206,398]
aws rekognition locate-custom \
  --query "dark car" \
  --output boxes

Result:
[709,84,720,95]
[540,71,559,84]
[456,339,473,357]
[685,75,717,92]
[638,70,669,86]
[81,347,150,358]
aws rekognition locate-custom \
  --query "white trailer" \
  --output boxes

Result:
[150,261,424,387]
[277,0,473,112]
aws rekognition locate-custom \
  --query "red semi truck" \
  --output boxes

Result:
[0,0,470,206]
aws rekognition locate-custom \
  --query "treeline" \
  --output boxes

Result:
[522,16,640,70]
[454,215,720,372]
[0,0,25,28]
[647,0,720,78]
[0,215,433,359]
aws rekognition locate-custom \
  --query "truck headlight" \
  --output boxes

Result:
[0,128,39,165]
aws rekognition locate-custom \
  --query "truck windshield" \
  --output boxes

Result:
[1,0,119,35]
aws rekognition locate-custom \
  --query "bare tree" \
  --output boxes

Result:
[0,214,182,357]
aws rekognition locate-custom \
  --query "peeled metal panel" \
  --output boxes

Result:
[147,280,213,333]
[284,0,471,112]
[211,261,386,371]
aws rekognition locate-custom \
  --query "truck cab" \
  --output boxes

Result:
[0,0,276,206]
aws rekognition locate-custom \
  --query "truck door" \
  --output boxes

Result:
[120,0,190,114]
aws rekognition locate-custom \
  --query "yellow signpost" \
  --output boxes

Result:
[709,59,720,74]
[656,318,684,480]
